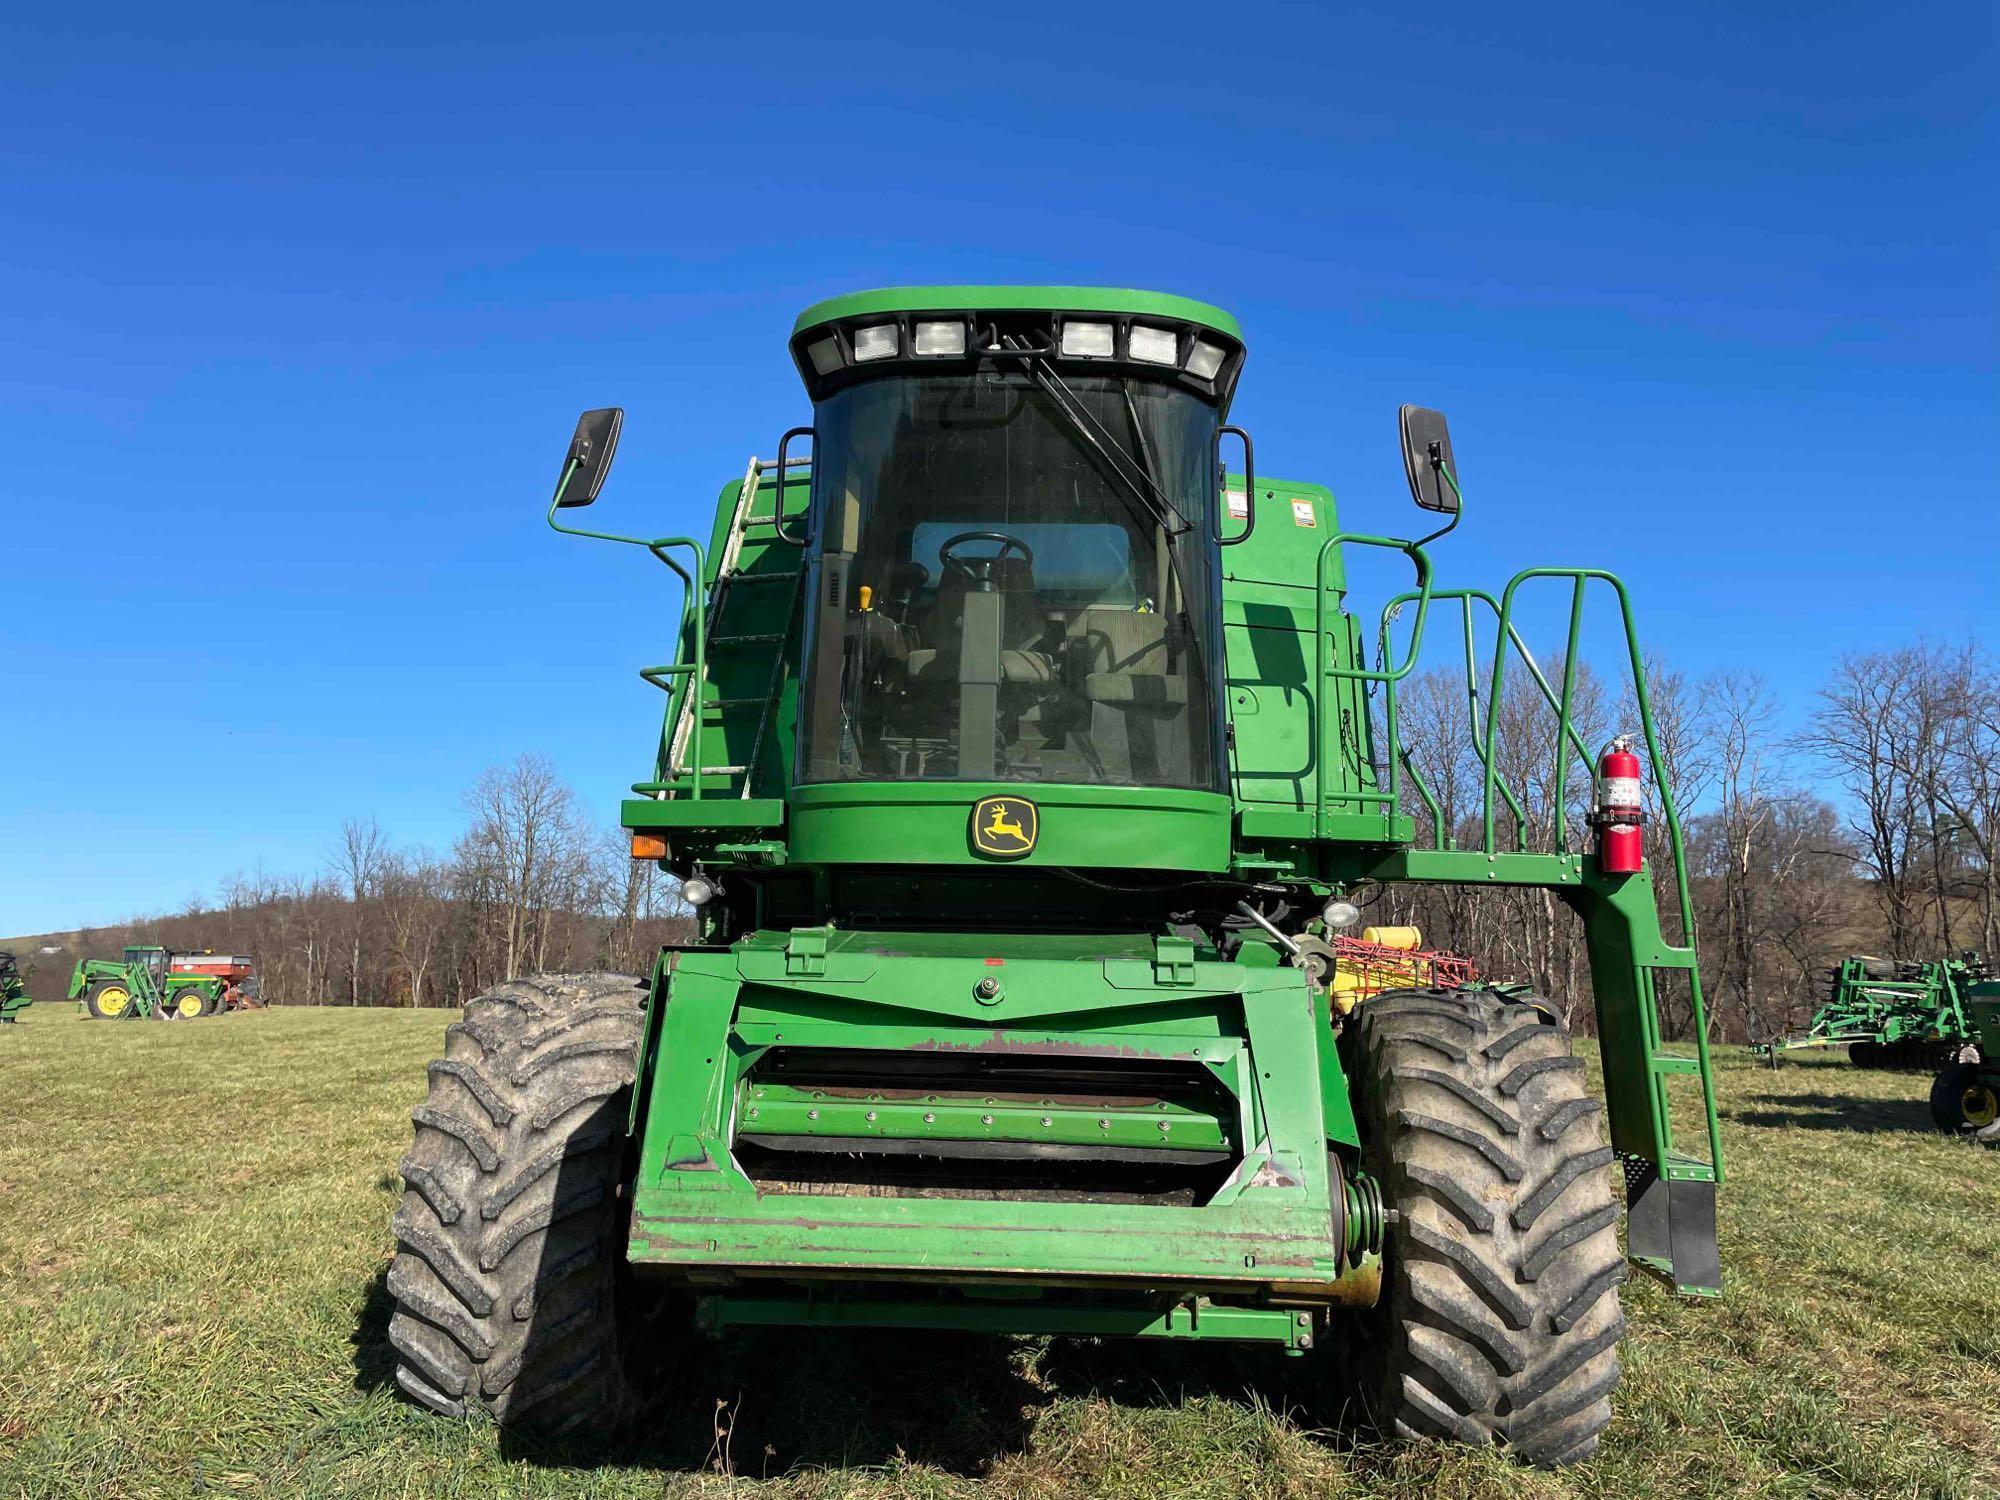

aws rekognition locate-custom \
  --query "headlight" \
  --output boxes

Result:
[1322,899,1360,930]
[682,874,718,907]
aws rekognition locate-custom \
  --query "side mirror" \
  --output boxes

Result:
[1398,405,1460,514]
[553,407,624,508]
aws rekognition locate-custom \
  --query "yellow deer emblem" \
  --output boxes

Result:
[971,796,1037,858]
[984,806,1027,843]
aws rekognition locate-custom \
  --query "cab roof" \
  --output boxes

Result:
[793,286,1242,342]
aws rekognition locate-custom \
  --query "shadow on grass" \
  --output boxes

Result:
[351,1265,397,1393]
[1731,1091,1936,1135]
[349,1265,1372,1480]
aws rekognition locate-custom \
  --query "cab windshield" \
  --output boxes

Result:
[797,370,1223,789]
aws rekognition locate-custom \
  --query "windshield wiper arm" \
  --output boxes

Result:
[999,336,1190,537]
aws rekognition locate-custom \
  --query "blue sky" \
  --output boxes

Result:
[1,3,1992,934]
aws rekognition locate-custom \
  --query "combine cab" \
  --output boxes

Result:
[384,287,1722,1466]
[71,946,262,1021]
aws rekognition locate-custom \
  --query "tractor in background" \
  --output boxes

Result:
[1757,953,1985,1069]
[1931,979,2000,1141]
[70,946,261,1021]
[383,286,1723,1468]
[0,951,29,1023]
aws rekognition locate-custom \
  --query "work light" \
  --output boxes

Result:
[1186,339,1227,380]
[682,873,717,906]
[805,336,843,375]
[1128,325,1178,365]
[1060,321,1114,357]
[1322,899,1360,930]
[913,320,967,356]
[851,325,899,362]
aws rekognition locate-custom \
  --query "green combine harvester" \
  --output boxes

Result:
[70,946,259,1021]
[1931,979,2000,1141]
[386,287,1722,1467]
[1759,953,1986,1069]
[0,951,29,1023]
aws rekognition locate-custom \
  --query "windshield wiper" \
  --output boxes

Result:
[998,335,1190,537]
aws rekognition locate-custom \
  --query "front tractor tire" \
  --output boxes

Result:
[83,982,133,1021]
[1930,1059,2000,1139]
[387,972,647,1438]
[161,988,206,1021]
[1354,987,1626,1467]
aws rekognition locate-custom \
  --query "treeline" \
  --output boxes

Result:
[34,754,693,1007]
[31,641,1997,1039]
[1381,638,1998,1043]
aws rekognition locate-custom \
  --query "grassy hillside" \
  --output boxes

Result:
[1,1006,1994,1499]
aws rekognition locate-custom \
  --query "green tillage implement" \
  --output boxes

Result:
[1931,980,2000,1140]
[69,946,233,1022]
[385,287,1723,1468]
[0,951,29,1023]
[1758,953,1987,1069]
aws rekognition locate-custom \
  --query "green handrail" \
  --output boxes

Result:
[1312,532,1435,837]
[547,484,709,802]
[1483,568,1720,1175]
[1376,587,1598,851]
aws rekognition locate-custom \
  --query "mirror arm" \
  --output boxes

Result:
[1411,466,1464,549]
[547,492,671,551]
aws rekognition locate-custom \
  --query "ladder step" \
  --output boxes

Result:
[710,633,783,646]
[723,571,798,585]
[704,697,768,709]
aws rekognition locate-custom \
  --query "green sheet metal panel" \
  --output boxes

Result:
[1221,477,1383,824]
[786,781,1232,872]
[627,943,1372,1299]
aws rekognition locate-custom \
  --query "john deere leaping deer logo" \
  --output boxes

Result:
[970,796,1037,859]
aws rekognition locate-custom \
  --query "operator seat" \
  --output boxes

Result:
[906,554,1055,684]
[1064,607,1192,783]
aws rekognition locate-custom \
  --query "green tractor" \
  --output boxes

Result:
[1931,979,2000,1141]
[385,287,1722,1467]
[1758,953,1985,1069]
[69,946,256,1021]
[0,951,29,1023]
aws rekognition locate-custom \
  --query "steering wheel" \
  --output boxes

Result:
[938,530,1034,588]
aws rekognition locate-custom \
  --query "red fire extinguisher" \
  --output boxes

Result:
[1591,736,1646,875]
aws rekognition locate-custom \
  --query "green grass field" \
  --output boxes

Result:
[1,1003,1995,1499]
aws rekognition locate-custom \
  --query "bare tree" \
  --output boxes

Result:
[380,850,452,1006]
[333,816,388,1006]
[1805,651,1928,957]
[463,755,592,982]
[1706,672,1780,1042]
